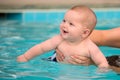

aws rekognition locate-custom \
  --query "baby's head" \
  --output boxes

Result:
[60,5,97,41]
[70,5,97,35]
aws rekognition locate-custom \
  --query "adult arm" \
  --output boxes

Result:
[90,27,120,48]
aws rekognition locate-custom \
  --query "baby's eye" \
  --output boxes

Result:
[62,19,66,22]
[69,22,74,26]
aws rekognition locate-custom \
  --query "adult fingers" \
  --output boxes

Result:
[56,49,65,62]
[69,55,91,66]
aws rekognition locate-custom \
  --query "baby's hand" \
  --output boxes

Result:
[17,55,28,62]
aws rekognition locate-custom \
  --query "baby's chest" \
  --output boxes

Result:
[57,43,89,57]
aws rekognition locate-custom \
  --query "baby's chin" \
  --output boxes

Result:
[60,33,68,39]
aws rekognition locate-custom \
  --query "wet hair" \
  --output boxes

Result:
[106,55,120,67]
[70,5,97,33]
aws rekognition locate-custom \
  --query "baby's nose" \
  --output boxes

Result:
[63,22,68,28]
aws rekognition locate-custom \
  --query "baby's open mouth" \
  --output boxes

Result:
[63,30,68,33]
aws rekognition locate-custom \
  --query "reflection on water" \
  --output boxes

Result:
[0,21,120,80]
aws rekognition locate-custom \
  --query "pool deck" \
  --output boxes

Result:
[0,0,120,13]
[0,8,120,13]
[0,0,120,10]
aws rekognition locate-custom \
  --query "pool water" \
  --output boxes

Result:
[0,9,120,80]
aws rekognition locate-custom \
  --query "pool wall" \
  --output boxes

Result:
[0,9,120,23]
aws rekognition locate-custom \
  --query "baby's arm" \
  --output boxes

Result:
[17,35,63,62]
[88,41,109,68]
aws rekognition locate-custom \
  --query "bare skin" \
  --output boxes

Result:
[56,27,120,64]
[90,27,120,48]
[56,27,120,73]
[17,5,109,68]
[110,66,120,73]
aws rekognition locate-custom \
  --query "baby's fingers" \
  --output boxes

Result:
[17,55,28,62]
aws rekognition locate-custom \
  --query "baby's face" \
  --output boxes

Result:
[60,10,88,41]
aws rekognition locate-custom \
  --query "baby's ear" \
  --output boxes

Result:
[82,28,90,38]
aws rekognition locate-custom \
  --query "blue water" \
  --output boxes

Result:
[0,9,120,80]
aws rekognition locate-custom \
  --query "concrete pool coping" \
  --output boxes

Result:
[0,8,120,13]
[0,0,120,9]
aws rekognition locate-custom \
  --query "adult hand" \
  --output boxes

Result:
[56,49,65,62]
[68,55,93,66]
[56,49,94,66]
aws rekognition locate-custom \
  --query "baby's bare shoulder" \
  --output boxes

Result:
[49,34,64,46]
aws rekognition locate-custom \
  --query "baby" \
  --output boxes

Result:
[17,5,109,68]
